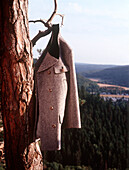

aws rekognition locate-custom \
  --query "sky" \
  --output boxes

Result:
[28,0,129,65]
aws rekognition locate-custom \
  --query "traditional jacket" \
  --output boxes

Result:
[34,27,81,151]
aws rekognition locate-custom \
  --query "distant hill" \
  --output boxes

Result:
[75,63,117,74]
[82,65,129,87]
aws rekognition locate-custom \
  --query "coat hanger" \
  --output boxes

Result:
[29,0,64,47]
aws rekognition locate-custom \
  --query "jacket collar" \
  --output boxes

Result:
[37,52,58,73]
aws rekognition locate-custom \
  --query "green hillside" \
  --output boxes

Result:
[82,65,129,87]
[76,74,99,93]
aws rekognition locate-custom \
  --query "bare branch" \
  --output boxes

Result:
[31,27,53,47]
[56,14,65,26]
[29,19,50,28]
[29,0,58,28]
[47,0,58,25]
[29,0,65,46]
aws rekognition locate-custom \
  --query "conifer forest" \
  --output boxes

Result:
[43,87,128,170]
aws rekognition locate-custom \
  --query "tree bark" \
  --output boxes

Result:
[0,0,43,169]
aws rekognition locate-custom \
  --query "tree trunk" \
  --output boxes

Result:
[0,0,43,169]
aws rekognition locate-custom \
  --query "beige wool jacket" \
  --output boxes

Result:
[34,35,81,151]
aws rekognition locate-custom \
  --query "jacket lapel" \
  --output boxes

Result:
[37,52,58,73]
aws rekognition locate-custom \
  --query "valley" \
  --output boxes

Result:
[76,63,129,100]
[89,78,129,90]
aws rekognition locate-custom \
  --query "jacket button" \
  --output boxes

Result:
[52,124,56,128]
[49,89,52,92]
[60,67,64,72]
[48,70,51,74]
[50,106,54,110]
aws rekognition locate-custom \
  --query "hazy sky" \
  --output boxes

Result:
[29,0,129,65]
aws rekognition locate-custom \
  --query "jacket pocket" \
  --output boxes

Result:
[54,64,69,74]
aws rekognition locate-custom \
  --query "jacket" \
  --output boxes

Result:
[34,30,81,151]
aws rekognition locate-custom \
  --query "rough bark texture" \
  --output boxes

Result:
[0,0,43,169]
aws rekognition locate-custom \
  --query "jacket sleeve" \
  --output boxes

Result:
[62,51,81,129]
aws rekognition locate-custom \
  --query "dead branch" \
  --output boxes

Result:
[29,0,58,28]
[29,0,64,46]
[29,19,50,28]
[56,14,65,26]
[31,28,53,47]
[46,0,65,26]
[47,0,58,25]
